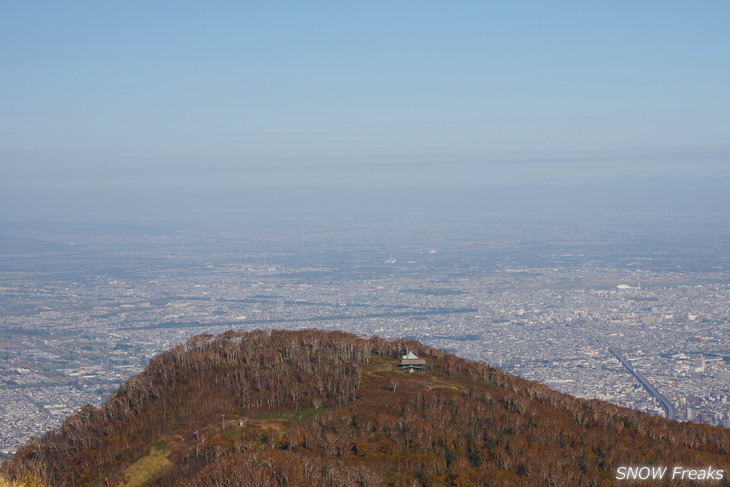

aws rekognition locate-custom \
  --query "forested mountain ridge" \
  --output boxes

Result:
[2,330,728,486]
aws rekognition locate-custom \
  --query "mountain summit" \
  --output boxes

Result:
[2,330,728,486]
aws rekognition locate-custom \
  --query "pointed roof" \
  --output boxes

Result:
[402,352,419,360]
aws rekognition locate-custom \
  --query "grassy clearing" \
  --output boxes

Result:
[294,406,328,422]
[118,444,170,487]
[250,417,290,431]
[0,477,48,487]
[426,384,462,391]
[223,428,244,439]
[363,355,393,375]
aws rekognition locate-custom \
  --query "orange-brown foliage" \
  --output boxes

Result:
[2,330,728,486]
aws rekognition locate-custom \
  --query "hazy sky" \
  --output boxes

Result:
[2,2,729,223]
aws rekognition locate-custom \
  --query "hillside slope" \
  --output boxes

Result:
[2,329,728,486]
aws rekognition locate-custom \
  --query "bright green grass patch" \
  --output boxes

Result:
[119,445,170,487]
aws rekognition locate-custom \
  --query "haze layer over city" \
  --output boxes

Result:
[2,1,730,460]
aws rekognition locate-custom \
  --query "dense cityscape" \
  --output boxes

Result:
[1,220,729,459]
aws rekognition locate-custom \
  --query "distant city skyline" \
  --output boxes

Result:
[2,2,729,223]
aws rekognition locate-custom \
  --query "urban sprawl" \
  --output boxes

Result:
[1,225,729,456]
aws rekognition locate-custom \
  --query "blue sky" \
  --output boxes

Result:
[2,2,729,222]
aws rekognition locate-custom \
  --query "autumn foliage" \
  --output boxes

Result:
[2,330,728,486]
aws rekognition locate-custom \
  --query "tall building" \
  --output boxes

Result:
[694,357,706,372]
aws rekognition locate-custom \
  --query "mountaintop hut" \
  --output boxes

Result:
[398,351,426,371]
